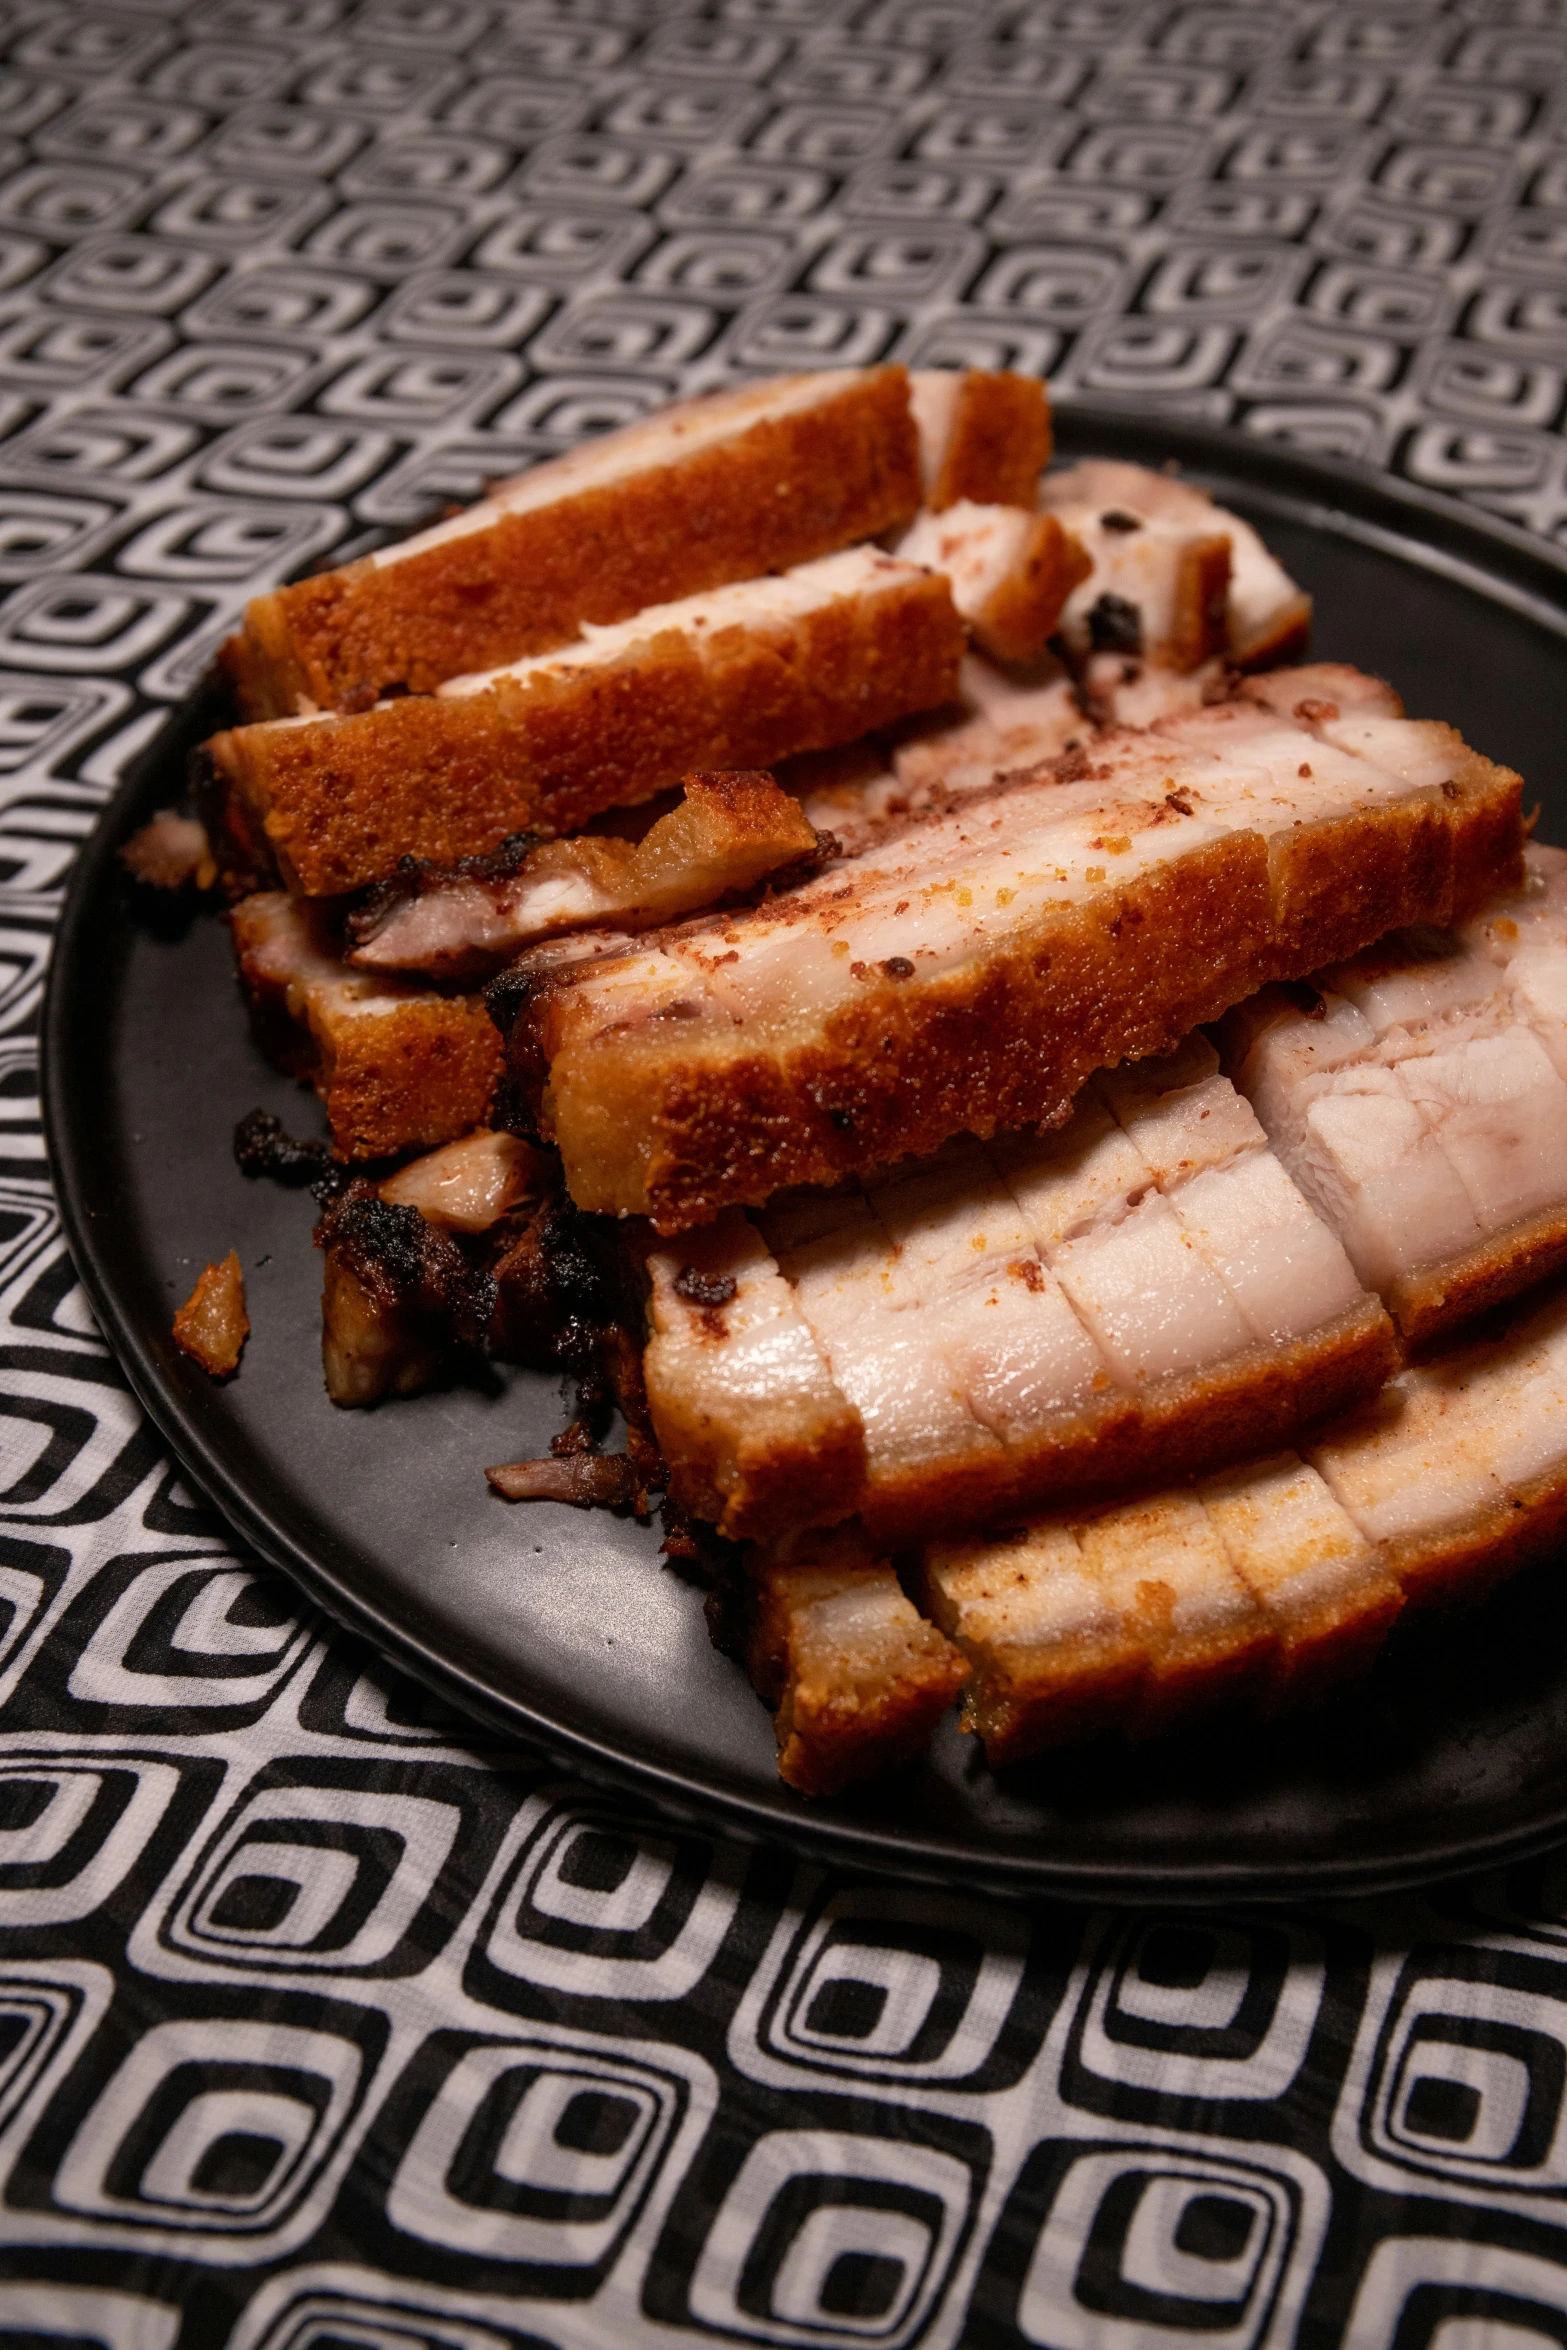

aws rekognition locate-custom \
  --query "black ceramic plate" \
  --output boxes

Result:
[42,410,1567,1902]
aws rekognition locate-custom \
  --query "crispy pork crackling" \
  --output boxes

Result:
[641,1034,1394,1547]
[173,1252,249,1378]
[225,367,925,718]
[918,1269,1567,1769]
[910,368,1052,511]
[1222,844,1567,1341]
[504,672,1523,1231]
[206,550,964,898]
[229,893,502,1161]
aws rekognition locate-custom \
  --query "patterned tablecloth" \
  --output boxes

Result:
[4,1,1567,2342]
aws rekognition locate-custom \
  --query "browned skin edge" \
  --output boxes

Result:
[747,1560,970,1795]
[229,903,502,1161]
[930,372,1053,511]
[854,1297,1398,1549]
[229,368,923,716]
[528,747,1524,1231]
[1168,535,1233,670]
[311,997,503,1161]
[211,571,964,897]
[1394,1208,1567,1347]
[1232,594,1314,671]
[969,516,1093,666]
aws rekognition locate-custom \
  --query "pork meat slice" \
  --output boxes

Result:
[910,368,1052,510]
[893,501,1090,664]
[349,770,822,983]
[224,366,924,717]
[1221,843,1567,1337]
[208,549,963,899]
[229,893,502,1160]
[746,1531,969,1795]
[640,1038,1393,1545]
[507,677,1522,1230]
[920,1271,1567,1768]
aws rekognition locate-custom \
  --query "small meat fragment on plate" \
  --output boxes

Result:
[120,810,216,891]
[173,1250,248,1377]
[485,1455,640,1508]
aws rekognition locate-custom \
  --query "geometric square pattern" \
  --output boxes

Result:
[6,0,1567,2339]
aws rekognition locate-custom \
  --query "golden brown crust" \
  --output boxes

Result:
[1393,1206,1567,1347]
[747,1553,969,1795]
[229,368,922,717]
[309,993,503,1162]
[538,829,1282,1227]
[229,897,502,1160]
[173,1251,249,1378]
[521,716,1523,1232]
[211,569,963,897]
[1168,533,1233,671]
[928,371,1053,510]
[968,514,1092,665]
[1230,592,1313,671]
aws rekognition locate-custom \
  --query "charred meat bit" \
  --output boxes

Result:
[173,1250,249,1377]
[316,1184,495,1407]
[1099,509,1143,533]
[1086,592,1143,657]
[673,1266,737,1308]
[233,1106,342,1195]
[485,1455,640,1508]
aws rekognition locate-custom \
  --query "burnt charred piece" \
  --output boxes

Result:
[316,1181,496,1407]
[483,968,553,1138]
[234,1107,348,1202]
[487,1197,663,1496]
[346,830,541,950]
[1086,592,1143,657]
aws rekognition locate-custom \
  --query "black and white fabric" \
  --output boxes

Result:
[4,1,1567,2341]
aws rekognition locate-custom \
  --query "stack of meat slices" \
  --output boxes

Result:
[209,367,1551,1798]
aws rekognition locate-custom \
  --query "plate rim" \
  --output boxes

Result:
[41,405,1567,1904]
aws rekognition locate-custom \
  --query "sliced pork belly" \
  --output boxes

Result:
[225,366,923,718]
[923,1274,1567,1770]
[508,679,1522,1230]
[208,550,963,899]
[640,1211,866,1538]
[894,501,1090,664]
[746,1535,969,1795]
[1041,458,1312,670]
[1221,845,1567,1338]
[350,771,821,984]
[640,1039,1393,1546]
[229,893,502,1160]
[910,368,1052,511]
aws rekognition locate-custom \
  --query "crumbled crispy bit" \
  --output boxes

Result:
[173,1250,249,1377]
